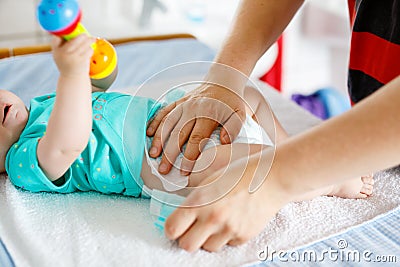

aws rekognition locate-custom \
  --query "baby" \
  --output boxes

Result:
[1,35,373,201]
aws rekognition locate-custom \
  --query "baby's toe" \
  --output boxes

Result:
[361,174,374,185]
[360,183,373,196]
[356,192,368,198]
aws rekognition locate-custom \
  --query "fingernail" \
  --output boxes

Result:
[147,126,153,133]
[149,147,158,156]
[159,163,167,172]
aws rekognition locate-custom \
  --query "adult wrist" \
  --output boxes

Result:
[205,62,249,96]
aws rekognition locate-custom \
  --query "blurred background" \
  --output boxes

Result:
[0,0,352,118]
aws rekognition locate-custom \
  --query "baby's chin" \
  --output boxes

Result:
[15,106,29,126]
[9,105,29,140]
[19,105,29,119]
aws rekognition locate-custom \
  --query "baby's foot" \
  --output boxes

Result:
[327,174,374,199]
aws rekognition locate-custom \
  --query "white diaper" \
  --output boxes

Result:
[145,115,273,192]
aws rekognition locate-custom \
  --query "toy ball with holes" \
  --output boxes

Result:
[37,0,118,90]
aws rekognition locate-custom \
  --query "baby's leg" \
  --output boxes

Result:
[327,174,374,199]
[140,143,265,197]
[243,86,288,143]
[142,86,374,199]
[139,145,257,196]
[294,174,374,201]
[190,143,374,199]
[140,152,167,192]
[189,143,266,187]
[243,87,374,200]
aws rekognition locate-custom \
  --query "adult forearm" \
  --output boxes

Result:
[269,76,400,197]
[215,0,304,77]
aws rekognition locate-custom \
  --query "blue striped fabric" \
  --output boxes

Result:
[251,206,400,266]
[0,239,14,267]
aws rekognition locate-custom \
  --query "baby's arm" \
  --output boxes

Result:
[37,35,94,181]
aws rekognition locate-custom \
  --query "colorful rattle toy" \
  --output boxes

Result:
[37,0,118,90]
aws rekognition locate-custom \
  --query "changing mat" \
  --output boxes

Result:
[1,38,399,266]
[1,83,400,267]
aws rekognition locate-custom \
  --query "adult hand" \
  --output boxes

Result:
[164,149,291,252]
[146,83,246,175]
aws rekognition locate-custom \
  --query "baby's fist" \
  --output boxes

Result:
[52,35,95,77]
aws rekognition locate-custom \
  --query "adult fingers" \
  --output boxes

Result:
[158,116,195,174]
[220,109,246,144]
[164,206,197,241]
[202,231,232,252]
[177,220,218,253]
[147,101,178,137]
[180,118,219,176]
[228,238,249,246]
[148,103,181,159]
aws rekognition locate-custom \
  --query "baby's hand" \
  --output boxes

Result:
[51,35,95,77]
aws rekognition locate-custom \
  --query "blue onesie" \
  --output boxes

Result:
[5,92,157,197]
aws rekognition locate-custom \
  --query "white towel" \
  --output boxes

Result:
[0,169,399,267]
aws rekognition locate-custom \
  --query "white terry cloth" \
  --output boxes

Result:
[146,114,272,192]
[1,163,400,267]
[0,83,399,267]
